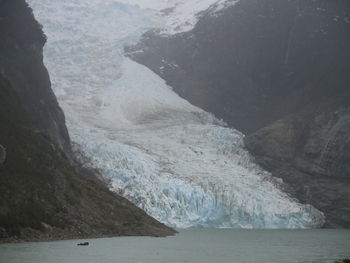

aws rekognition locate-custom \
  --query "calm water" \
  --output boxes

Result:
[0,229,349,263]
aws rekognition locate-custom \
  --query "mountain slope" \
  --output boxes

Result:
[126,0,350,134]
[126,0,350,227]
[0,0,174,242]
[0,0,70,153]
[245,95,350,227]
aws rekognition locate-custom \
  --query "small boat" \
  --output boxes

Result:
[77,242,89,246]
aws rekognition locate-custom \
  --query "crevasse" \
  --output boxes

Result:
[27,0,325,228]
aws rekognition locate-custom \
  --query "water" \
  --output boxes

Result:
[1,229,349,263]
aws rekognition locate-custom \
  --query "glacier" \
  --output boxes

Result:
[27,0,325,228]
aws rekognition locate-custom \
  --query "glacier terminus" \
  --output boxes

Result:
[27,0,325,229]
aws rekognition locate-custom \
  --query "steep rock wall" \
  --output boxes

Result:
[0,0,174,241]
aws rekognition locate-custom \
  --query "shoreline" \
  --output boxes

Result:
[2,227,349,245]
[0,231,177,245]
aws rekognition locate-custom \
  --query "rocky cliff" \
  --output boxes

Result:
[0,0,70,153]
[127,0,350,227]
[0,0,174,242]
[245,95,350,227]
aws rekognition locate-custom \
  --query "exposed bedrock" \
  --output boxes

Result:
[245,96,350,227]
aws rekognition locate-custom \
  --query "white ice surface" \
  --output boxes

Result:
[115,0,239,33]
[27,0,325,228]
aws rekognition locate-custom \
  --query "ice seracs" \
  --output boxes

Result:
[27,0,325,228]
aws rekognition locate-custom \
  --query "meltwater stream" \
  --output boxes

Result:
[27,0,324,228]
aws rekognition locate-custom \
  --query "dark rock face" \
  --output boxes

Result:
[0,0,70,153]
[0,0,175,242]
[245,96,350,227]
[0,144,5,164]
[127,0,350,227]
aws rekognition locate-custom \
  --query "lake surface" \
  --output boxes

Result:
[0,229,349,263]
